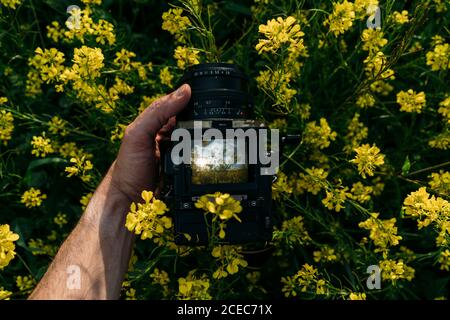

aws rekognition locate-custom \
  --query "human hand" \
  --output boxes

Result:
[108,84,191,203]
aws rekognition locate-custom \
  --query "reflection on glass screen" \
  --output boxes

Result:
[191,139,248,185]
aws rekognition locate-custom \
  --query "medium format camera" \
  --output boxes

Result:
[164,63,277,245]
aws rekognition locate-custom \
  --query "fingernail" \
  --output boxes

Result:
[175,84,187,98]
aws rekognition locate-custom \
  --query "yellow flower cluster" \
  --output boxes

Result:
[294,167,328,195]
[162,8,191,43]
[125,191,171,241]
[403,187,450,246]
[53,213,68,228]
[211,245,248,279]
[30,134,54,158]
[256,69,298,108]
[396,89,426,113]
[313,246,338,263]
[195,192,243,222]
[21,188,47,208]
[15,275,36,294]
[303,118,337,149]
[159,67,174,88]
[356,92,376,108]
[348,292,367,300]
[113,49,151,79]
[255,16,305,54]
[150,268,170,297]
[0,0,21,9]
[274,215,311,246]
[379,259,415,283]
[359,213,402,252]
[27,238,57,256]
[350,143,385,178]
[392,10,409,24]
[46,6,115,45]
[281,264,327,297]
[429,131,450,150]
[272,171,293,200]
[344,113,368,153]
[429,170,449,195]
[178,272,211,300]
[0,224,19,270]
[110,123,127,143]
[323,1,355,36]
[438,96,450,123]
[350,182,373,203]
[426,42,450,71]
[0,109,14,145]
[322,186,351,212]
[438,249,450,271]
[48,116,69,137]
[0,287,12,300]
[174,46,200,69]
[361,28,387,53]
[65,155,94,183]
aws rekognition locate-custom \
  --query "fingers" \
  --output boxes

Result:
[125,84,191,139]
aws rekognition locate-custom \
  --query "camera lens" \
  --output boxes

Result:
[178,63,253,120]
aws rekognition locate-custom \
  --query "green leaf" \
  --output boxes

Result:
[401,155,411,176]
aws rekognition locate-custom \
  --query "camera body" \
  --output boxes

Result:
[163,63,274,245]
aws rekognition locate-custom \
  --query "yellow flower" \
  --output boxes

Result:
[0,224,19,270]
[429,130,450,150]
[80,192,93,210]
[274,215,311,246]
[429,170,450,194]
[356,92,376,108]
[162,8,191,43]
[379,259,415,283]
[255,16,305,54]
[125,190,171,241]
[438,249,450,271]
[303,118,337,149]
[392,10,409,24]
[359,213,402,251]
[150,268,170,297]
[0,110,14,146]
[294,167,328,195]
[71,46,104,79]
[0,0,22,9]
[350,182,373,203]
[343,113,369,153]
[31,133,54,157]
[174,46,200,69]
[350,143,385,178]
[48,116,69,136]
[322,186,351,212]
[396,89,426,113]
[426,42,450,71]
[272,171,294,200]
[402,187,450,230]
[21,187,47,208]
[16,275,36,294]
[178,272,211,300]
[361,28,387,53]
[28,47,65,83]
[281,264,327,297]
[110,123,127,143]
[211,245,248,279]
[54,213,68,227]
[313,246,338,263]
[348,292,367,300]
[81,0,102,4]
[323,1,355,36]
[159,67,173,88]
[65,155,94,182]
[195,192,242,223]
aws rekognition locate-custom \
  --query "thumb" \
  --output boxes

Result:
[125,84,191,139]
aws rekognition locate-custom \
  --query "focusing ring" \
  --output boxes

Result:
[178,63,253,120]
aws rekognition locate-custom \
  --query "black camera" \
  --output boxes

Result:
[164,63,277,245]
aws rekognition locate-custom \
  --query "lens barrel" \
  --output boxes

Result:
[178,63,253,120]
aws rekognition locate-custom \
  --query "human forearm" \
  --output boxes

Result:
[29,163,134,300]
